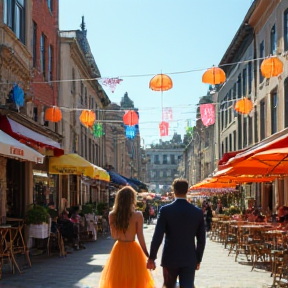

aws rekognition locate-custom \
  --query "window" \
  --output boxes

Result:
[284,9,288,51]
[271,91,277,135]
[242,68,247,95]
[260,100,266,140]
[237,74,242,98]
[243,117,247,147]
[33,107,38,122]
[229,134,232,152]
[248,61,252,94]
[248,115,253,145]
[233,131,236,151]
[285,78,288,128]
[154,155,159,164]
[3,0,25,43]
[221,106,224,131]
[71,68,75,93]
[254,108,258,143]
[84,135,87,159]
[33,22,37,67]
[163,155,167,164]
[232,83,237,99]
[88,138,92,161]
[238,114,242,149]
[48,45,53,82]
[85,87,87,107]
[40,33,46,77]
[270,24,277,55]
[259,41,265,83]
[47,0,52,12]
[170,155,175,164]
[225,137,228,153]
[80,82,84,105]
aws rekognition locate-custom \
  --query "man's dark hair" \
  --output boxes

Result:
[172,178,188,195]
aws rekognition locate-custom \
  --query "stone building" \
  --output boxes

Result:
[104,92,142,182]
[186,0,288,211]
[58,18,110,206]
[146,134,185,193]
[0,0,63,219]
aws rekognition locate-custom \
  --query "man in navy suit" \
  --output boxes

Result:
[147,178,206,288]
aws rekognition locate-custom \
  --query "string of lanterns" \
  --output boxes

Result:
[43,55,284,137]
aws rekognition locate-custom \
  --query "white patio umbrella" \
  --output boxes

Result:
[0,129,44,163]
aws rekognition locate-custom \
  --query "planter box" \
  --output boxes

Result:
[29,223,49,239]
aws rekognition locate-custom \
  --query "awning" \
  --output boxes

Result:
[0,129,44,163]
[92,165,110,182]
[220,147,288,177]
[218,149,247,170]
[49,154,96,178]
[0,116,64,156]
[108,171,128,186]
[120,175,148,191]
[220,127,288,171]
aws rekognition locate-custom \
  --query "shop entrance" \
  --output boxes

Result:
[6,159,25,218]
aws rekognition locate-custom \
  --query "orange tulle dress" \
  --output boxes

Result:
[99,240,155,288]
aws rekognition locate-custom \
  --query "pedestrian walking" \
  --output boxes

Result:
[147,178,206,288]
[99,186,154,288]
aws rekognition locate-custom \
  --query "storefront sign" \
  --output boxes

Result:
[10,146,24,156]
[51,166,84,174]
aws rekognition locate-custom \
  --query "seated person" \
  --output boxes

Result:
[278,206,288,223]
[48,202,59,234]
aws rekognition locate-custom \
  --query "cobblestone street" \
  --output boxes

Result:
[0,224,274,288]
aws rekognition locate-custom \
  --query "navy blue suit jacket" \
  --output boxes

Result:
[149,199,206,269]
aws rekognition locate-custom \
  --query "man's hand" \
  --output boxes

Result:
[196,263,200,270]
[147,259,156,270]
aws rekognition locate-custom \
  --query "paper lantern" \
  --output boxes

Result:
[45,107,62,122]
[79,110,96,127]
[234,98,253,115]
[149,74,173,91]
[260,57,283,78]
[202,66,226,85]
[159,121,169,136]
[123,110,139,126]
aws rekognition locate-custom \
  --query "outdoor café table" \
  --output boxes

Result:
[6,218,31,268]
[264,230,287,250]
[0,225,22,279]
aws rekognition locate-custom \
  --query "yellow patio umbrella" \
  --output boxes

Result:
[92,164,110,182]
[49,153,96,178]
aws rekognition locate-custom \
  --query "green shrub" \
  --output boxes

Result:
[25,204,49,224]
[96,202,106,215]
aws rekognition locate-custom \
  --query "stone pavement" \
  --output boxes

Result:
[0,225,274,288]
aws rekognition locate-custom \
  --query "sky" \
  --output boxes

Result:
[59,0,253,146]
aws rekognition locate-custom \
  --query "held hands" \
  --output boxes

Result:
[196,263,200,270]
[146,259,156,270]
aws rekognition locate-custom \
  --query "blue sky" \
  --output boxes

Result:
[59,0,253,146]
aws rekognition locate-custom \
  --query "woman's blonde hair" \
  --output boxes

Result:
[113,186,137,233]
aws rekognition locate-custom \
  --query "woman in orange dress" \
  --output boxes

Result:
[99,186,155,288]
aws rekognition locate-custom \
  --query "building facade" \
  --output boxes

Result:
[0,0,63,219]
[146,137,184,193]
[58,18,110,207]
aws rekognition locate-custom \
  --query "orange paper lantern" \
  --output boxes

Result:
[79,110,96,127]
[149,74,173,91]
[45,107,62,122]
[123,110,139,126]
[202,66,226,85]
[234,98,253,115]
[260,57,283,78]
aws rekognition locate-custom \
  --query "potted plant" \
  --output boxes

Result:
[25,204,50,239]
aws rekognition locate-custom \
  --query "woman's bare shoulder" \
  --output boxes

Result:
[133,210,143,218]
